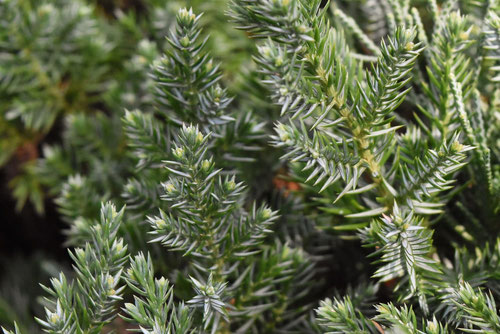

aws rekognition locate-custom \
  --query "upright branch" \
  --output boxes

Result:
[153,8,233,127]
[36,203,129,334]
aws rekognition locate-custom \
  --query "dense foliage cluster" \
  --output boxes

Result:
[0,0,499,333]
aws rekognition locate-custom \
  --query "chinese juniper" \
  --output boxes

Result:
[1,0,499,333]
[36,203,128,334]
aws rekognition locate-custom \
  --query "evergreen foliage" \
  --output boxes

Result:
[1,0,499,333]
[37,203,128,333]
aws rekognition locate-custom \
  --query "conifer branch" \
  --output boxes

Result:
[122,253,194,333]
[421,11,474,141]
[437,238,500,327]
[272,122,362,197]
[452,282,500,333]
[360,203,441,306]
[397,136,473,214]
[316,296,374,333]
[469,90,494,195]
[188,274,229,331]
[123,110,170,170]
[231,242,315,332]
[36,203,128,333]
[483,11,500,83]
[148,125,277,278]
[1,1,499,333]
[356,28,422,130]
[228,0,317,49]
[153,8,233,127]
[316,299,449,334]
[375,303,448,334]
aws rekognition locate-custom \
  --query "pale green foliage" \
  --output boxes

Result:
[360,204,441,304]
[374,303,448,334]
[316,299,448,334]
[451,282,500,333]
[123,110,169,171]
[230,241,315,332]
[1,0,499,333]
[146,125,313,331]
[153,8,233,127]
[36,203,128,334]
[397,135,473,214]
[123,253,194,333]
[316,296,374,333]
[188,274,228,330]
[230,0,500,331]
[261,24,426,204]
[149,124,277,263]
[228,0,316,49]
